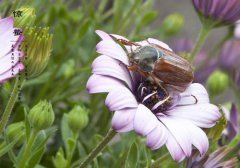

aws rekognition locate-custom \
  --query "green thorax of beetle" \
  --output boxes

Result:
[128,45,164,72]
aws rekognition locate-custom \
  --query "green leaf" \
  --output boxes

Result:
[61,114,72,145]
[0,133,23,158]
[24,108,31,141]
[27,145,45,168]
[66,137,76,158]
[227,134,240,148]
[125,142,139,168]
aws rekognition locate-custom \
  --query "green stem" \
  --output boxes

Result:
[17,129,38,168]
[0,78,24,134]
[79,129,117,168]
[189,25,211,63]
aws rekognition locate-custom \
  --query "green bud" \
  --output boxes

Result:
[5,121,25,146]
[28,100,55,131]
[205,106,227,142]
[162,13,184,36]
[58,59,75,78]
[13,6,36,28]
[67,105,89,134]
[207,70,229,96]
[21,27,53,78]
[52,148,68,168]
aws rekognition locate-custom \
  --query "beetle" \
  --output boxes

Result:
[113,38,194,92]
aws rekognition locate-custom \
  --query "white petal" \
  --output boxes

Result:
[148,38,173,51]
[146,122,168,150]
[86,74,125,93]
[179,83,209,104]
[0,51,24,74]
[0,17,13,35]
[96,40,129,65]
[112,108,136,132]
[95,30,112,40]
[160,117,192,157]
[168,104,221,128]
[133,104,158,136]
[0,63,24,83]
[161,117,209,157]
[105,87,138,111]
[165,130,186,162]
[0,28,22,57]
[92,55,133,90]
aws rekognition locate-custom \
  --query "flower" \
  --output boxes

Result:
[192,0,240,27]
[171,39,218,83]
[186,146,238,168]
[219,39,240,87]
[0,17,24,83]
[87,30,221,162]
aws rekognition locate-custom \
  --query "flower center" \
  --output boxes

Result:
[137,80,172,113]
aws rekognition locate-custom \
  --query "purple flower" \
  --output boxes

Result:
[171,39,218,83]
[87,30,221,162]
[0,17,24,83]
[192,0,240,27]
[219,39,240,87]
[187,146,238,168]
[222,104,238,141]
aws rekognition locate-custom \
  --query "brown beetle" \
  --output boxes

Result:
[114,38,194,92]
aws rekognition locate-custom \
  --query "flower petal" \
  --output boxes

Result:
[146,122,168,150]
[92,55,133,90]
[0,51,24,74]
[165,130,186,162]
[178,83,209,105]
[0,63,24,83]
[0,17,13,35]
[0,28,22,57]
[86,74,125,93]
[160,117,209,157]
[133,104,158,136]
[105,87,138,111]
[95,30,113,40]
[147,38,173,51]
[112,108,136,132]
[96,40,129,65]
[168,104,221,128]
[160,117,192,157]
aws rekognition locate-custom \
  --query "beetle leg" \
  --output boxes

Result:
[109,35,141,46]
[119,39,140,46]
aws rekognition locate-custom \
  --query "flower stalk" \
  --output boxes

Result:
[79,129,117,168]
[17,128,38,168]
[0,77,25,134]
[190,25,211,63]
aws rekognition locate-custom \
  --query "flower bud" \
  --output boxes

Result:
[21,27,53,78]
[67,105,89,134]
[52,148,68,168]
[13,6,36,28]
[207,70,229,96]
[28,100,55,131]
[162,13,184,36]
[5,121,25,146]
